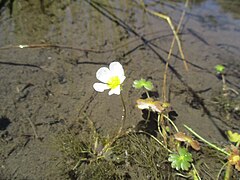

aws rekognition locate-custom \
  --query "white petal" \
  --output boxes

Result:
[93,83,110,92]
[96,67,111,83]
[109,62,125,77]
[108,85,121,95]
[119,75,126,84]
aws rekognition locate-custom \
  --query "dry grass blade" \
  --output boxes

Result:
[139,0,189,72]
[162,0,189,101]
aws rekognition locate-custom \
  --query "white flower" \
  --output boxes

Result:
[93,62,126,95]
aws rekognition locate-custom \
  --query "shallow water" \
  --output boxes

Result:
[0,0,239,179]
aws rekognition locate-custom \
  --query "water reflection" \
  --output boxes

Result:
[217,0,240,19]
[165,0,240,19]
[0,0,239,51]
[195,0,240,19]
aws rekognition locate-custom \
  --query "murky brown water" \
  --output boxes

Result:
[0,0,239,179]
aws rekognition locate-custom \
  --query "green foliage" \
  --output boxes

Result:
[215,64,225,74]
[168,148,193,171]
[227,130,240,144]
[133,78,153,91]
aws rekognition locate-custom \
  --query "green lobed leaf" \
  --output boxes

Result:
[181,161,191,171]
[133,78,153,91]
[227,130,240,144]
[215,64,225,73]
[168,148,193,171]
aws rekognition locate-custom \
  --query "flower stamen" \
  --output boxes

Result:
[107,76,120,89]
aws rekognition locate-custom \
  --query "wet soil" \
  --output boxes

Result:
[0,0,239,179]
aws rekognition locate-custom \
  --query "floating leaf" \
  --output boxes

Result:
[133,78,153,91]
[168,147,193,171]
[190,141,201,151]
[227,130,240,144]
[136,98,170,113]
[174,132,200,151]
[215,64,225,74]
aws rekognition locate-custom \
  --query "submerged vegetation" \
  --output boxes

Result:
[211,64,240,121]
[58,105,240,179]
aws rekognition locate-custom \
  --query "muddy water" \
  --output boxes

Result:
[0,0,239,179]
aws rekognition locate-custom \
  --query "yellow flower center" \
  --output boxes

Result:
[107,76,120,89]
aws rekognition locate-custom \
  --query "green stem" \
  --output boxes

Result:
[99,93,126,156]
[158,114,168,145]
[146,91,150,123]
[217,162,228,180]
[221,74,227,92]
[221,74,239,95]
[224,162,232,180]
[118,93,127,135]
[163,114,179,132]
[191,163,201,180]
[184,125,229,156]
[157,114,164,139]
[146,91,150,98]
[146,110,150,122]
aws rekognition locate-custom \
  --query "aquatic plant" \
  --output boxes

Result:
[174,132,200,151]
[227,131,240,172]
[214,64,238,94]
[215,64,225,74]
[168,147,193,171]
[133,78,153,91]
[134,81,173,145]
[57,2,239,178]
[58,62,128,175]
[227,130,240,146]
[59,42,240,180]
[133,80,203,179]
[212,65,239,120]
[93,61,126,95]
[93,61,127,135]
[136,98,170,114]
[59,62,240,179]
